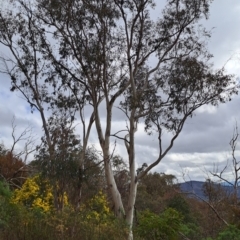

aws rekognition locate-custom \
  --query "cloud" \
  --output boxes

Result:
[203,0,240,72]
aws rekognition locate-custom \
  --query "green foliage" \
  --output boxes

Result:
[216,225,240,240]
[167,195,190,221]
[180,222,201,240]
[202,226,240,240]
[135,208,183,240]
[0,181,12,199]
[0,181,14,229]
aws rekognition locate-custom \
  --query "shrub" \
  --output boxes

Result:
[135,208,183,240]
[11,175,54,212]
[216,225,240,240]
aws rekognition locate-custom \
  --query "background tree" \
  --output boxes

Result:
[200,179,229,237]
[34,110,80,210]
[0,117,37,189]
[136,172,177,214]
[0,150,27,189]
[32,109,105,208]
[211,123,240,206]
[203,178,227,204]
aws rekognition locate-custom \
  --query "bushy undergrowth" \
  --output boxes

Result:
[0,184,128,240]
[0,208,128,240]
[2,177,240,240]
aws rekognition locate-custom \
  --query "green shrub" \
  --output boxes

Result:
[216,225,240,240]
[135,208,183,240]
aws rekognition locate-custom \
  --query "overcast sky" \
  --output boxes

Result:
[0,0,240,182]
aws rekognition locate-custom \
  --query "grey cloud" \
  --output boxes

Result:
[202,1,240,71]
[131,93,240,156]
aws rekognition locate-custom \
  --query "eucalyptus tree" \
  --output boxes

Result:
[0,0,239,238]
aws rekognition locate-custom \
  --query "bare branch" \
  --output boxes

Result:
[177,188,229,226]
[9,116,38,162]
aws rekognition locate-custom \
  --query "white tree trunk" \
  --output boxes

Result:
[103,148,125,217]
[126,180,138,240]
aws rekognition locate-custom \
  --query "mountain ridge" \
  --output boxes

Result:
[179,180,240,200]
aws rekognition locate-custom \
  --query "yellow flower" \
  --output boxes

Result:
[11,175,56,212]
[82,190,112,222]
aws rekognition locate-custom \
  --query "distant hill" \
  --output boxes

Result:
[179,181,206,199]
[179,181,240,200]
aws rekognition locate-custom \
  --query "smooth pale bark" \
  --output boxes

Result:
[124,107,138,239]
[126,180,138,240]
[104,149,125,217]
[94,98,125,217]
